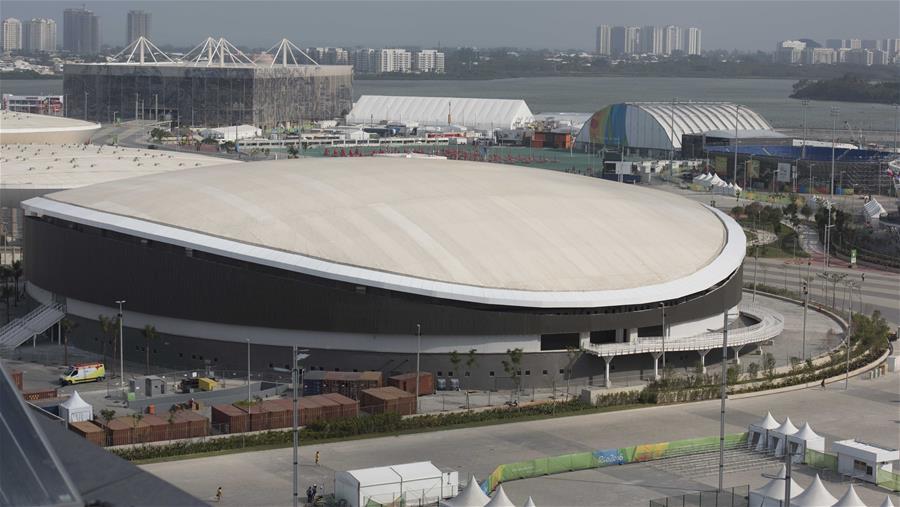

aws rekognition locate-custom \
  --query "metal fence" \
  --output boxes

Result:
[649,485,750,507]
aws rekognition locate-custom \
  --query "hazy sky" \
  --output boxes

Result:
[3,1,898,51]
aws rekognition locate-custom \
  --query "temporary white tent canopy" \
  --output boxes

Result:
[58,390,92,423]
[787,422,825,464]
[792,475,837,507]
[523,497,537,507]
[336,461,458,507]
[440,476,490,507]
[750,412,780,451]
[347,95,535,131]
[748,464,804,507]
[484,486,515,507]
[768,417,799,456]
[833,484,866,507]
[880,495,896,507]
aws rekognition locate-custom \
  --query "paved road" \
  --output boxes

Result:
[142,372,900,507]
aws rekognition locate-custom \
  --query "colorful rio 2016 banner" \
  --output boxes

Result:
[481,433,749,494]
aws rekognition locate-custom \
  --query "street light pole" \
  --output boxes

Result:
[717,306,729,492]
[247,339,251,405]
[826,107,839,272]
[659,302,666,371]
[415,324,421,413]
[292,345,299,507]
[802,262,810,361]
[115,300,126,395]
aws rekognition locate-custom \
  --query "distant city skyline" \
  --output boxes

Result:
[1,1,897,51]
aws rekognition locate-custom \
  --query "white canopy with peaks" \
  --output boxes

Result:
[59,390,92,423]
[748,464,804,507]
[750,412,780,451]
[787,422,826,463]
[833,484,866,507]
[768,417,799,456]
[484,486,515,507]
[441,476,490,507]
[792,475,837,507]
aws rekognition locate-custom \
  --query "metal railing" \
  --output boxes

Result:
[584,303,784,357]
[0,302,66,351]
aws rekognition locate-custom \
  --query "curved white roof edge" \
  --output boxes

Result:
[23,197,745,309]
[1,123,101,134]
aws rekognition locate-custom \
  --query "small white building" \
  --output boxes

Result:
[335,461,458,507]
[58,390,92,423]
[832,439,900,484]
[199,124,261,143]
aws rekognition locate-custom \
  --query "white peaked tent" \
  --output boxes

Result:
[750,412,780,451]
[484,486,515,507]
[733,182,742,195]
[768,417,799,457]
[59,390,92,423]
[441,476,490,507]
[787,422,826,464]
[748,464,804,507]
[833,484,866,507]
[880,495,896,507]
[523,497,537,507]
[710,174,726,188]
[792,475,837,507]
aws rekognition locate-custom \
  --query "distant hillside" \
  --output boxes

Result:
[790,74,900,104]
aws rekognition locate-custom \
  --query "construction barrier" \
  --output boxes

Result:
[876,468,900,492]
[481,433,749,493]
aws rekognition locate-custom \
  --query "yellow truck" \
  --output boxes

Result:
[60,362,105,385]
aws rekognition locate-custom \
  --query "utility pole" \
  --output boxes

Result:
[415,324,421,413]
[802,261,810,361]
[247,339,251,405]
[845,290,852,390]
[733,104,740,182]
[717,306,729,492]
[660,302,666,370]
[826,107,839,272]
[292,345,299,507]
[115,300,126,397]
[83,91,89,121]
[800,99,809,160]
[784,447,793,507]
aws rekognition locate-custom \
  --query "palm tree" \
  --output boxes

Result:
[60,319,76,367]
[141,325,158,375]
[99,315,116,379]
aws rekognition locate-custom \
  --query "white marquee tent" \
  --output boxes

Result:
[484,486,515,507]
[523,497,537,507]
[748,464,804,507]
[787,422,825,464]
[336,461,458,507]
[833,484,866,507]
[347,95,535,131]
[59,390,92,423]
[749,412,780,451]
[880,495,896,507]
[441,476,490,507]
[792,475,837,507]
[768,417,799,457]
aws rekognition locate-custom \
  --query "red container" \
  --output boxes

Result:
[299,397,323,425]
[211,404,248,434]
[69,421,104,446]
[360,386,416,416]
[319,393,359,418]
[100,416,151,446]
[172,409,210,438]
[388,372,434,396]
[260,400,290,429]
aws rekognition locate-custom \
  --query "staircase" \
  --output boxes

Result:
[0,302,66,352]
[650,443,783,477]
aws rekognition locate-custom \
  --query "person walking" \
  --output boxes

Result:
[215,486,223,502]
[315,451,320,466]
[820,378,826,389]
[306,486,314,505]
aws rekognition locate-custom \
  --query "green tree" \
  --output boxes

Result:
[800,203,812,220]
[287,144,300,158]
[448,350,461,377]
[131,413,144,444]
[141,325,158,375]
[501,348,523,403]
[60,318,77,367]
[762,352,777,379]
[564,346,582,399]
[465,349,477,377]
[99,315,117,378]
[746,362,760,379]
[99,408,116,446]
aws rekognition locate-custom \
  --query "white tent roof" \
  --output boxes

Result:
[792,475,838,507]
[773,417,799,436]
[833,484,866,507]
[880,495,896,507]
[790,422,824,442]
[863,199,887,219]
[347,95,535,131]
[696,173,712,182]
[733,183,742,192]
[523,497,536,507]
[442,476,489,507]
[752,412,781,431]
[710,174,726,186]
[60,390,91,410]
[751,465,804,501]
[485,486,515,507]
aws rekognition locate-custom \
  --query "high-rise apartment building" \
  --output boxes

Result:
[624,26,640,55]
[375,48,411,73]
[663,25,682,55]
[595,25,612,56]
[824,39,846,50]
[685,27,702,55]
[64,7,100,54]
[413,49,445,73]
[640,25,663,54]
[844,48,873,65]
[802,47,836,65]
[610,26,626,56]
[2,18,23,52]
[352,48,377,73]
[24,18,57,52]
[847,39,861,49]
[308,47,349,65]
[776,40,806,64]
[126,10,150,44]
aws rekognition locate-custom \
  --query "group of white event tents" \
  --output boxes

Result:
[750,466,895,507]
[693,172,742,197]
[748,413,898,507]
[440,476,536,507]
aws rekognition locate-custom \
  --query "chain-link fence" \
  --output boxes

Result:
[649,486,750,507]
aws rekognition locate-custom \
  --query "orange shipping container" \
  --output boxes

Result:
[388,372,434,396]
[211,404,248,434]
[69,421,104,446]
[360,386,416,416]
[171,409,210,438]
[319,393,359,418]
